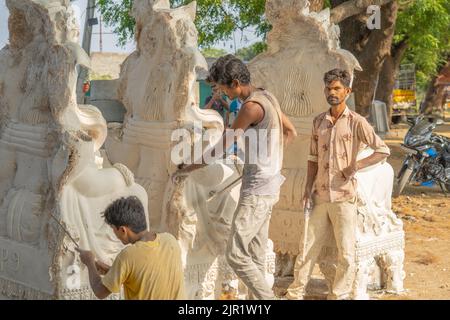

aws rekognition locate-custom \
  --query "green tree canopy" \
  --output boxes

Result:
[235,41,267,61]
[396,0,450,89]
[97,0,269,48]
[201,47,228,58]
[97,0,449,112]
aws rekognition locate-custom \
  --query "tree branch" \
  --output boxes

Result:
[331,0,394,24]
[357,1,398,66]
[392,39,409,66]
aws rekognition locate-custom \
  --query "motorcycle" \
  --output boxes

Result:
[395,115,450,196]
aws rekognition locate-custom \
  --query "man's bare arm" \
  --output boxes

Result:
[281,112,297,145]
[357,152,389,170]
[175,101,264,176]
[206,101,264,160]
[230,101,264,131]
[95,261,111,275]
[219,97,230,112]
[76,249,111,299]
[85,259,111,299]
[344,117,390,179]
[342,152,389,179]
[304,161,318,198]
[204,98,214,110]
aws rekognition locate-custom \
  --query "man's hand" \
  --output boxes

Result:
[281,112,297,146]
[302,190,313,214]
[213,92,221,100]
[342,163,358,180]
[171,168,189,184]
[284,129,298,146]
[75,248,112,300]
[171,163,207,184]
[95,261,111,275]
[76,248,95,266]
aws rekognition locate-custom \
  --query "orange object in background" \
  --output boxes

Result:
[82,81,90,94]
[393,89,416,104]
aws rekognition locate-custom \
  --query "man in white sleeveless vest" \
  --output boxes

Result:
[175,55,297,299]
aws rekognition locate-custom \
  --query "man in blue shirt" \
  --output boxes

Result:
[204,85,231,126]
[228,98,242,128]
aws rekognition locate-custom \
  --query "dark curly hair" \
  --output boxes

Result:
[323,69,352,88]
[207,54,251,86]
[103,196,147,233]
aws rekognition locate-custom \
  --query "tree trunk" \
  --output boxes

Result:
[331,0,398,117]
[375,40,409,121]
[331,0,394,24]
[421,58,450,115]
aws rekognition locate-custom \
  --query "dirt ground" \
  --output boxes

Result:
[378,119,450,300]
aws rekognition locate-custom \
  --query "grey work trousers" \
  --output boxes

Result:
[226,193,279,300]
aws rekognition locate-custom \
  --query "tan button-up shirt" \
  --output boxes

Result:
[308,107,390,202]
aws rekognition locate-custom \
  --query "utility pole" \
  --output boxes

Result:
[99,14,103,53]
[76,0,96,104]
[82,0,96,56]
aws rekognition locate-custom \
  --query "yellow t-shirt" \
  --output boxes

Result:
[102,233,185,300]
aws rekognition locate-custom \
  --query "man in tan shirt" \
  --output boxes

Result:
[286,69,390,300]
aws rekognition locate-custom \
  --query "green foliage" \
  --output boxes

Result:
[174,0,269,47]
[201,47,228,58]
[396,0,450,89]
[235,41,267,61]
[97,0,135,47]
[89,72,113,81]
[97,0,269,48]
[96,0,449,92]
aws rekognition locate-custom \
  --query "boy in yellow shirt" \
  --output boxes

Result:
[76,196,185,300]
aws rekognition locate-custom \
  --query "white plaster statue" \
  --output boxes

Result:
[0,0,148,299]
[353,149,405,298]
[106,0,212,230]
[248,0,362,275]
[161,158,276,299]
[105,0,275,299]
[163,160,242,299]
[105,0,404,300]
[247,0,405,299]
[315,148,405,299]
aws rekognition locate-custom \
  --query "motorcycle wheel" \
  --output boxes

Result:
[394,167,413,197]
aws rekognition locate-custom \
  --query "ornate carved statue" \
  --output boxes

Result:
[106,0,216,230]
[247,0,405,299]
[0,0,148,299]
[105,0,404,299]
[105,0,274,299]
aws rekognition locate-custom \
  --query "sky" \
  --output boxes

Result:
[0,0,261,54]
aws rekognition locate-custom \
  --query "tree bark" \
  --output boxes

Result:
[421,57,450,115]
[331,0,398,117]
[331,0,394,24]
[375,39,409,121]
